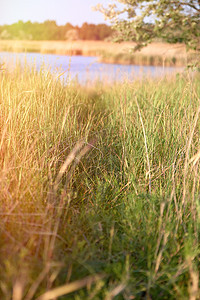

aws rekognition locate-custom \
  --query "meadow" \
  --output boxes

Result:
[0,62,200,299]
[0,40,193,67]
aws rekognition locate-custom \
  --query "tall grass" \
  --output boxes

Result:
[0,63,199,299]
[0,40,191,67]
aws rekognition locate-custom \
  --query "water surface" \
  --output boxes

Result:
[0,52,183,84]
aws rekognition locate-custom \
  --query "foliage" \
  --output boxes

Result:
[96,0,200,50]
[79,22,113,40]
[0,20,113,41]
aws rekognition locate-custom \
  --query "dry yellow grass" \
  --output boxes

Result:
[0,39,190,66]
[0,39,186,55]
[0,61,200,299]
[0,40,187,64]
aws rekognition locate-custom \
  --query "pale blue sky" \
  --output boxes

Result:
[0,0,115,26]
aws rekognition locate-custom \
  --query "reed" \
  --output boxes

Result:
[0,63,199,299]
[0,40,193,67]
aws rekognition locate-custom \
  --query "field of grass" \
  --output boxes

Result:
[0,39,194,67]
[0,63,200,299]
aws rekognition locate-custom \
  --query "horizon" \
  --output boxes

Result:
[0,19,111,27]
[0,0,113,27]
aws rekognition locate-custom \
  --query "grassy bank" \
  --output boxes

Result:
[0,40,194,67]
[0,64,200,299]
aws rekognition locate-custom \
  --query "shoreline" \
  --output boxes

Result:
[0,40,196,67]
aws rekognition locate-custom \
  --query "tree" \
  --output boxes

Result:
[0,29,11,40]
[65,29,79,40]
[96,1,200,50]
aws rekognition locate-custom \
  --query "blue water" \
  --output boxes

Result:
[0,52,183,84]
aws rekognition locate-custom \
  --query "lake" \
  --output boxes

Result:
[0,52,183,84]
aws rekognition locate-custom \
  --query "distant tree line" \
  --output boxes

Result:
[0,20,113,41]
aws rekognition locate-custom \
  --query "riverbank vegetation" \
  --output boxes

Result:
[0,63,199,299]
[0,39,196,67]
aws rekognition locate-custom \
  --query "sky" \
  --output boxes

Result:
[0,0,115,26]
